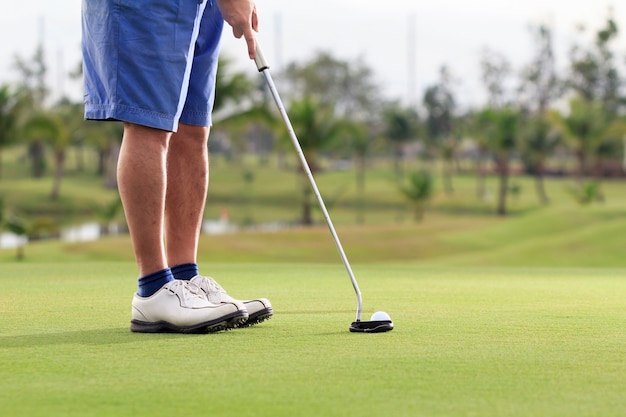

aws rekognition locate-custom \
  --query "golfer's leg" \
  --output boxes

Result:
[165,123,210,267]
[118,122,171,276]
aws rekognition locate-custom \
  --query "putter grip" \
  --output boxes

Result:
[254,43,269,72]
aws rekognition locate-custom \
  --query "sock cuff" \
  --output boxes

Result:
[137,268,174,297]
[170,263,199,280]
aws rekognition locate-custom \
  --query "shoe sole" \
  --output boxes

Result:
[130,310,248,334]
[238,307,273,328]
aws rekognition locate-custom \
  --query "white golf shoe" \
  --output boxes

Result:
[130,280,248,333]
[190,275,273,327]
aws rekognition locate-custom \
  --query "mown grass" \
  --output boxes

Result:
[2,145,626,416]
[4,201,625,268]
[1,262,625,417]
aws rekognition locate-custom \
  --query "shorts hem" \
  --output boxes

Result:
[84,103,177,132]
[179,111,212,127]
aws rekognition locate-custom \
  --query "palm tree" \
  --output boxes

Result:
[476,107,519,216]
[211,56,275,165]
[0,85,19,179]
[521,112,562,205]
[568,17,621,118]
[383,104,419,181]
[558,97,606,183]
[21,112,67,199]
[84,121,123,188]
[400,170,433,222]
[213,55,256,114]
[593,117,626,177]
[285,96,341,225]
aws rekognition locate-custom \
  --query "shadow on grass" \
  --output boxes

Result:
[277,309,355,315]
[0,327,190,348]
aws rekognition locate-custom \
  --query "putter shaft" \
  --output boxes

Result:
[254,44,363,322]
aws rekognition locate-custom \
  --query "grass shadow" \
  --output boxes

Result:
[277,309,355,315]
[0,327,187,348]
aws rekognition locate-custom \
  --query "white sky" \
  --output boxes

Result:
[0,0,622,109]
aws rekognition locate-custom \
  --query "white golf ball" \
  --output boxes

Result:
[370,311,391,321]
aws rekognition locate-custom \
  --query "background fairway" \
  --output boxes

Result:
[4,201,625,267]
[1,262,625,417]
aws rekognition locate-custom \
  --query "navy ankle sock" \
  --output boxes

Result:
[137,268,174,297]
[171,263,199,280]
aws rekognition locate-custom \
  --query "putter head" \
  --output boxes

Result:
[349,319,394,333]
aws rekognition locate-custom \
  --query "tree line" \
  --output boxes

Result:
[0,13,625,225]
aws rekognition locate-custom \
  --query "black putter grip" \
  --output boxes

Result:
[254,43,269,72]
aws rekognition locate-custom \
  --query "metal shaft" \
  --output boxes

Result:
[254,45,363,322]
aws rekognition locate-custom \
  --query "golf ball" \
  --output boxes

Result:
[370,311,391,321]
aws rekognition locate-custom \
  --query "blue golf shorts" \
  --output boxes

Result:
[82,0,224,131]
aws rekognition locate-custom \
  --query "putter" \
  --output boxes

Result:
[253,44,393,333]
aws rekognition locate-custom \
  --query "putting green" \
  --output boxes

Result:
[1,262,625,417]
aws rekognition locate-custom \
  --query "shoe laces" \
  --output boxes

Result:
[198,276,226,295]
[166,279,206,307]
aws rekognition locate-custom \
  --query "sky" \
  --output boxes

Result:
[0,0,623,109]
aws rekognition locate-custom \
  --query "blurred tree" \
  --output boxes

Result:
[52,100,89,197]
[274,52,384,224]
[340,120,375,224]
[399,170,433,222]
[568,15,623,118]
[71,56,124,188]
[423,66,457,194]
[520,113,562,204]
[82,120,123,187]
[480,48,512,109]
[13,44,48,110]
[518,24,563,205]
[213,55,256,114]
[284,96,342,225]
[12,43,55,182]
[477,48,519,215]
[66,58,91,174]
[465,109,489,199]
[594,117,626,177]
[566,180,604,205]
[567,15,624,180]
[211,56,275,164]
[0,85,19,179]
[493,108,519,216]
[557,97,606,182]
[382,103,420,181]
[282,52,382,121]
[476,107,519,216]
[519,24,562,113]
[21,111,66,199]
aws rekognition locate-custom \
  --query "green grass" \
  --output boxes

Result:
[3,148,626,415]
[4,200,625,267]
[1,262,625,417]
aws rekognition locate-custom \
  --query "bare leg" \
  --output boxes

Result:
[117,122,171,276]
[165,124,274,326]
[165,123,210,267]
